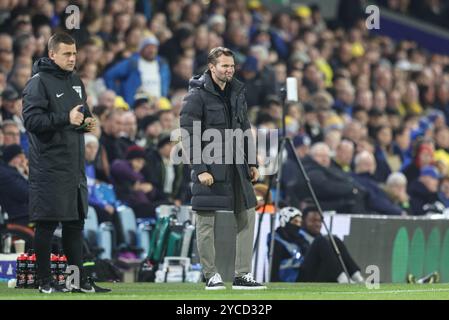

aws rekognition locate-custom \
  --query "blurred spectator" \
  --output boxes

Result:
[408,165,444,215]
[158,109,176,134]
[1,120,21,147]
[110,145,157,218]
[1,88,20,121]
[118,111,138,156]
[393,125,412,168]
[373,125,401,182]
[143,135,187,206]
[0,144,29,225]
[385,172,411,215]
[300,143,366,213]
[171,55,194,91]
[100,109,125,163]
[8,64,31,94]
[84,134,115,223]
[402,139,435,183]
[438,176,449,208]
[104,35,170,106]
[333,139,354,172]
[159,26,196,68]
[352,151,404,215]
[141,114,162,151]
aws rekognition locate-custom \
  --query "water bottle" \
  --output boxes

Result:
[50,254,59,282]
[26,251,36,289]
[16,253,28,288]
[57,254,68,286]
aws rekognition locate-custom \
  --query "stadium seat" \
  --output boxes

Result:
[84,206,114,260]
[116,205,151,258]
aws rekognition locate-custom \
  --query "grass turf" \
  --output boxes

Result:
[0,282,448,300]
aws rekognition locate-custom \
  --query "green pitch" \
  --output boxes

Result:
[0,282,449,300]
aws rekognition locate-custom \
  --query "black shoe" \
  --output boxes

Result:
[406,273,416,284]
[232,273,266,290]
[71,277,111,293]
[205,273,226,290]
[38,280,70,294]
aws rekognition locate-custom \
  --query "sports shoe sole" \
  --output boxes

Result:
[205,285,226,290]
[232,285,267,290]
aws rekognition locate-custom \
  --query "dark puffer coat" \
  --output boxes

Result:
[180,71,257,212]
[22,58,91,221]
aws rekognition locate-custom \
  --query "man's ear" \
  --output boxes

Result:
[48,50,55,60]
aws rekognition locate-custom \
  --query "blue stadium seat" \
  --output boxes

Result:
[116,205,151,258]
[84,206,114,260]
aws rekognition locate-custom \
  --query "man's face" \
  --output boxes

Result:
[49,43,77,71]
[122,114,137,138]
[336,143,354,166]
[304,211,322,236]
[312,148,331,168]
[3,126,20,145]
[160,112,175,130]
[141,44,158,61]
[209,55,235,83]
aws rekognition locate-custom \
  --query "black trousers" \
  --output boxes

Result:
[297,236,360,282]
[34,192,85,284]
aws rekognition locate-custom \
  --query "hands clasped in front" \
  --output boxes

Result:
[69,104,96,132]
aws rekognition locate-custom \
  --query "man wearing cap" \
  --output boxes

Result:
[0,144,29,225]
[104,35,170,106]
[408,165,445,215]
[180,47,265,290]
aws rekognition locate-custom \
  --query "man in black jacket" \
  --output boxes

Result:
[22,33,110,294]
[180,47,265,290]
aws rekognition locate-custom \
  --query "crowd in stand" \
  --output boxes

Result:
[375,0,449,29]
[1,0,449,230]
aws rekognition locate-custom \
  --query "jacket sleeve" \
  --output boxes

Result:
[307,168,354,198]
[103,58,130,94]
[22,76,70,133]
[179,89,208,176]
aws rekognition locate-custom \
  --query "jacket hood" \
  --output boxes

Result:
[32,57,73,78]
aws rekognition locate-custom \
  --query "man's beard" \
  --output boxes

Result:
[217,73,232,83]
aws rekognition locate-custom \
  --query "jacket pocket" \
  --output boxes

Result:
[206,104,226,126]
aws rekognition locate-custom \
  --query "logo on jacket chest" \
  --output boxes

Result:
[72,86,82,99]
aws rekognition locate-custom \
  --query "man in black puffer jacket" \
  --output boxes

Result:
[22,33,110,294]
[180,47,265,290]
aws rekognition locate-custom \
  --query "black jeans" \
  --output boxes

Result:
[298,236,360,282]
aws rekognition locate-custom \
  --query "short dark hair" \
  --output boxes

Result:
[207,47,234,66]
[48,32,75,52]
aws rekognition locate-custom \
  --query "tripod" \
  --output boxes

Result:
[252,88,351,282]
